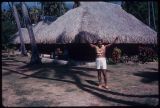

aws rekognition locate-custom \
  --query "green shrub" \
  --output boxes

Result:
[2,20,17,49]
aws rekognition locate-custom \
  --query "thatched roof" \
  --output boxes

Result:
[13,2,157,44]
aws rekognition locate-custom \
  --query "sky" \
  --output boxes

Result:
[1,2,74,11]
[1,2,122,11]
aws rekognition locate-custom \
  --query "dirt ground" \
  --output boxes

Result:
[2,53,159,107]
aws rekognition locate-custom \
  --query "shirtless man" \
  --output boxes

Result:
[87,37,118,89]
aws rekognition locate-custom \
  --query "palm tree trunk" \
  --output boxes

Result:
[121,1,125,8]
[23,15,26,27]
[73,0,80,9]
[151,2,156,30]
[9,2,27,56]
[42,2,44,17]
[21,2,41,64]
[59,3,61,16]
[148,1,151,26]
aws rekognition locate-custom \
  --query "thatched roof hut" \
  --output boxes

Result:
[13,2,157,44]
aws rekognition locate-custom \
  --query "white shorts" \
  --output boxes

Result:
[96,57,107,70]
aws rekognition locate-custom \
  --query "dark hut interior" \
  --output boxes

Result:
[14,43,157,61]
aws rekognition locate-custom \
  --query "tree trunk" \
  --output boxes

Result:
[121,1,125,8]
[21,2,41,64]
[23,15,26,28]
[9,2,27,56]
[59,3,61,16]
[42,2,44,17]
[151,2,156,30]
[73,0,80,9]
[148,1,151,26]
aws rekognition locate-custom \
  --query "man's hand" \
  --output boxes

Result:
[115,37,118,41]
[105,37,118,48]
[113,37,118,43]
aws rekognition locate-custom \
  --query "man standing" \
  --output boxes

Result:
[87,37,118,89]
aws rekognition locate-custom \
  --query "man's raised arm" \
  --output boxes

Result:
[85,39,96,48]
[105,37,118,47]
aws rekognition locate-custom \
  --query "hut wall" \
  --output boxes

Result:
[13,43,157,61]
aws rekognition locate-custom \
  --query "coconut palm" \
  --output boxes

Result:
[40,2,66,17]
[21,2,41,64]
[29,8,40,24]
[9,2,27,56]
[148,1,151,26]
[151,2,156,30]
[73,0,80,8]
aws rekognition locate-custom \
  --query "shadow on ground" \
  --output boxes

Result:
[133,70,158,83]
[2,60,159,106]
[2,56,28,64]
[146,68,158,72]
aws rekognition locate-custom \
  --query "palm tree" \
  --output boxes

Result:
[9,2,27,56]
[41,2,66,17]
[148,1,156,30]
[30,8,39,24]
[73,0,80,8]
[41,2,45,17]
[21,2,41,64]
[151,2,156,30]
[148,1,151,26]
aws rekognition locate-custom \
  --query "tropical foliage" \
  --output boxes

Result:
[122,1,158,31]
[41,2,68,17]
[1,2,68,50]
[2,20,17,49]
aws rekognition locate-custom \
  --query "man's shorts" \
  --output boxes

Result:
[96,57,107,70]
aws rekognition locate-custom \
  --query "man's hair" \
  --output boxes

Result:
[97,39,103,43]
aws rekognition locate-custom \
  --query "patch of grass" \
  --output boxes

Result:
[121,82,131,87]
[10,81,43,96]
[17,98,54,107]
[17,97,28,105]
[107,58,116,65]
[65,88,78,92]
[43,84,50,87]
[15,90,32,96]
[153,57,158,62]
[24,100,53,107]
[143,98,159,106]
[2,97,5,104]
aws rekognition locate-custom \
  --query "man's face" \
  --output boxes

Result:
[97,40,102,47]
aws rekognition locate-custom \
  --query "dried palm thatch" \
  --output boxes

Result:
[13,2,157,44]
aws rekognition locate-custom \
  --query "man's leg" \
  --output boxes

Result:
[102,58,108,89]
[97,70,103,88]
[102,70,108,89]
[96,59,103,88]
